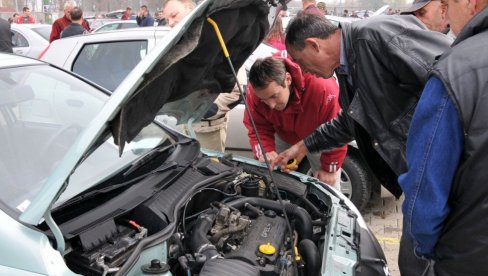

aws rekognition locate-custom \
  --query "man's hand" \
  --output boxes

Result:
[271,140,308,171]
[313,169,337,186]
[258,151,279,163]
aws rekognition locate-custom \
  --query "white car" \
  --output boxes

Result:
[10,24,51,59]
[41,26,171,91]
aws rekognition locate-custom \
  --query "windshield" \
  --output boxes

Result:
[0,64,170,214]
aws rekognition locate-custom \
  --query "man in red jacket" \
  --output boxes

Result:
[16,7,35,24]
[243,56,346,189]
[49,0,90,42]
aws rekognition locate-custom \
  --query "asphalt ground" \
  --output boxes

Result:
[362,191,404,276]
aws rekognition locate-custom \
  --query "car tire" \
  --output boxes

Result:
[298,153,372,211]
[340,154,372,211]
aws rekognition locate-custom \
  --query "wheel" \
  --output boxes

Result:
[340,154,372,211]
[298,153,373,211]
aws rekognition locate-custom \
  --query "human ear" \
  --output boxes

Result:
[304,38,320,53]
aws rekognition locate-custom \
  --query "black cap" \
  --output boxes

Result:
[401,0,432,14]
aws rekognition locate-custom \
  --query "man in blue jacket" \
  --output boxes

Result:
[399,0,488,275]
[136,5,154,27]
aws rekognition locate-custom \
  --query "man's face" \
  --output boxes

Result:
[443,0,474,35]
[140,7,148,16]
[163,1,193,27]
[23,9,30,16]
[253,74,292,111]
[287,40,337,79]
[417,0,449,32]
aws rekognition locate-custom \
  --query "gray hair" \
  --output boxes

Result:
[285,13,338,50]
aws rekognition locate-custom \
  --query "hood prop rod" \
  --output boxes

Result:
[206,17,298,270]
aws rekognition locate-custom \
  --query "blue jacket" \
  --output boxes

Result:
[136,14,154,27]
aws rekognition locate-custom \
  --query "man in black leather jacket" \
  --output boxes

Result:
[272,13,452,198]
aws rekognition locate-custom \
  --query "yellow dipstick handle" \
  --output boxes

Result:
[206,17,230,58]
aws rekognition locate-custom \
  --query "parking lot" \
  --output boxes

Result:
[362,191,403,276]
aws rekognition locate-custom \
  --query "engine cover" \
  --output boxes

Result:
[226,212,287,266]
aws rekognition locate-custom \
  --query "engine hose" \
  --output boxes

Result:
[188,210,220,260]
[298,239,321,276]
[227,197,313,240]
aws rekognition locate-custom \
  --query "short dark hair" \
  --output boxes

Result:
[141,5,148,10]
[70,7,83,21]
[285,13,338,50]
[249,57,287,89]
[22,7,29,12]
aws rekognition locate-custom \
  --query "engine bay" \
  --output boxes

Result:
[47,152,360,276]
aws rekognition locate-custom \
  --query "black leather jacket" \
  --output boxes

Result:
[304,15,452,197]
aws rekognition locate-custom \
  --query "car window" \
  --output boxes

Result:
[72,40,148,91]
[96,23,120,32]
[31,26,51,41]
[11,30,29,47]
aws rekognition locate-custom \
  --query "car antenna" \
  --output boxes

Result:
[206,17,299,270]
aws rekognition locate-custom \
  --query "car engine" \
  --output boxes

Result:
[49,153,339,276]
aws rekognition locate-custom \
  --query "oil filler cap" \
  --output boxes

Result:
[259,243,276,255]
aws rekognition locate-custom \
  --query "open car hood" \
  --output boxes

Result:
[20,0,285,225]
[112,0,280,153]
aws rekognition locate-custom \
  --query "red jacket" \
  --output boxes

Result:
[16,16,35,24]
[50,16,90,43]
[243,58,347,172]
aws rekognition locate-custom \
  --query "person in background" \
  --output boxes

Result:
[10,13,20,24]
[401,0,448,33]
[301,0,322,15]
[162,0,242,152]
[157,10,167,26]
[316,1,327,15]
[0,17,13,53]
[342,9,349,16]
[60,7,88,38]
[398,0,488,275]
[161,0,196,28]
[264,15,285,51]
[136,5,155,27]
[244,57,346,189]
[50,0,90,43]
[16,7,35,24]
[121,7,132,20]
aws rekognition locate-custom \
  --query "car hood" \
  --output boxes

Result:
[20,0,283,225]
[112,0,278,152]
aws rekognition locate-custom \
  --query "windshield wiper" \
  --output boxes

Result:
[58,161,178,209]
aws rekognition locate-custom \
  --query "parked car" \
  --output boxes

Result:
[92,20,138,33]
[10,23,50,58]
[0,1,389,275]
[41,26,171,91]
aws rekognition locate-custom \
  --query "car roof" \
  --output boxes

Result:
[55,26,171,42]
[0,53,44,68]
[11,24,52,30]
